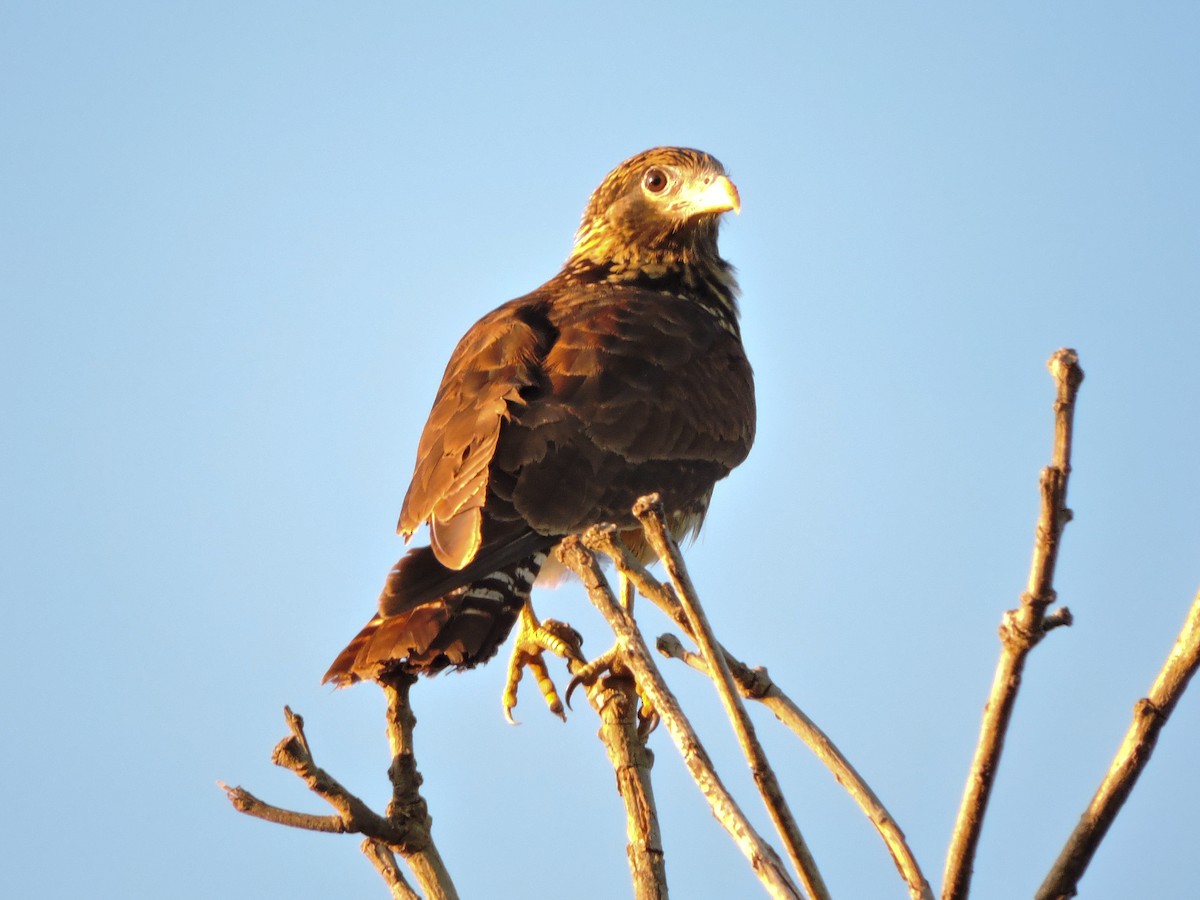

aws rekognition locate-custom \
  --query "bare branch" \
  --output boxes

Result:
[632,496,830,900]
[1037,588,1200,899]
[584,664,669,899]
[222,696,460,899]
[559,535,804,900]
[377,671,460,899]
[586,528,931,900]
[656,635,934,900]
[219,782,348,834]
[942,348,1084,900]
[531,597,669,897]
[362,839,421,900]
[232,706,414,845]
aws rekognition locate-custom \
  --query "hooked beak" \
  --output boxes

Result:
[683,174,741,216]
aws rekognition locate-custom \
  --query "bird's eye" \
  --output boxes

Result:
[643,167,669,194]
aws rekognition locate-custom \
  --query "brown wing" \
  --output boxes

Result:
[397,299,552,570]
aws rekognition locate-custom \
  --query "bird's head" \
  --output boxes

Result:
[567,147,740,272]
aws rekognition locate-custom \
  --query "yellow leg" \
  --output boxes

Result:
[501,601,584,724]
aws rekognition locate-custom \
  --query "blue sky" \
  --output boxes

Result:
[3,3,1198,898]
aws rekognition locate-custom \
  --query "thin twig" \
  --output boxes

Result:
[559,536,804,900]
[942,348,1084,900]
[657,635,934,900]
[586,527,932,900]
[222,694,460,899]
[219,782,349,833]
[223,707,414,846]
[631,497,830,900]
[1037,588,1200,899]
[362,838,421,900]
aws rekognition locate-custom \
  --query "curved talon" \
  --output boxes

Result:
[565,647,621,709]
[637,703,660,739]
[632,675,659,736]
[502,603,585,723]
[502,667,525,725]
[564,646,657,731]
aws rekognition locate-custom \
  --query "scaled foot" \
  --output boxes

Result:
[502,602,585,723]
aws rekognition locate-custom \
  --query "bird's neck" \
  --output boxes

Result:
[562,241,741,331]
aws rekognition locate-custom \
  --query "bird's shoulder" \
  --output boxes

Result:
[431,271,742,391]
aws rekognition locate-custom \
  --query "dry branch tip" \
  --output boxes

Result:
[943,349,1085,900]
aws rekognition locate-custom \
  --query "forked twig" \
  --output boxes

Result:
[584,525,932,900]
[942,348,1084,900]
[632,495,830,900]
[559,536,805,900]
[1037,588,1200,899]
[221,685,459,899]
[657,635,933,900]
[362,839,421,900]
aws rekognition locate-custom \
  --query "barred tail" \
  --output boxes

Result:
[323,550,548,686]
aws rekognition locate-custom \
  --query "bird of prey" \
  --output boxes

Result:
[324,147,755,712]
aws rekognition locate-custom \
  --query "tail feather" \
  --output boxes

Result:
[323,550,548,686]
[379,532,554,616]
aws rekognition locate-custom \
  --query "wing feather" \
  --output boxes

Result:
[397,300,549,569]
